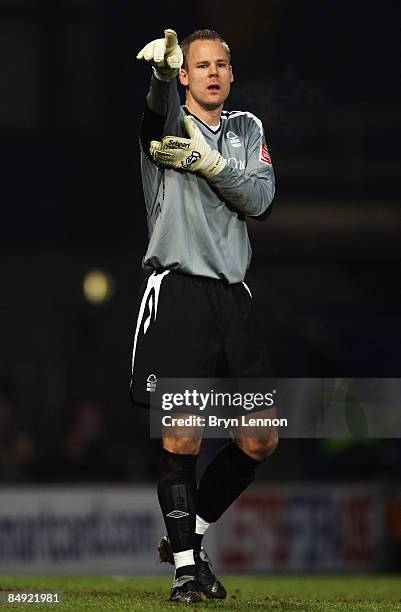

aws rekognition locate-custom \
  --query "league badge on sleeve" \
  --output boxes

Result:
[260,142,272,165]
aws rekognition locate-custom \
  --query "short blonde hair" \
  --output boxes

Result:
[180,29,231,70]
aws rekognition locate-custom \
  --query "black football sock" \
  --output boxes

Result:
[197,441,261,524]
[193,532,203,551]
[157,448,197,577]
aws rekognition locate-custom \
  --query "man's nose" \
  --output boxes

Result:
[208,64,218,76]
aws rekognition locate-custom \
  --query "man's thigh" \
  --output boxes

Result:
[223,283,270,378]
[130,271,222,407]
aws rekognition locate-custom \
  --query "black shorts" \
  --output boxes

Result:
[129,270,269,408]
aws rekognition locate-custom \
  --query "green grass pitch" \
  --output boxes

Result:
[0,575,400,611]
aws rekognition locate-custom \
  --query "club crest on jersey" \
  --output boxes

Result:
[181,150,201,168]
[260,143,272,164]
[226,131,242,148]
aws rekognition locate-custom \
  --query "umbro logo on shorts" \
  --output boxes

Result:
[166,510,189,519]
[146,374,157,392]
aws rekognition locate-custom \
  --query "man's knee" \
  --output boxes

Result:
[235,433,279,462]
[163,436,201,455]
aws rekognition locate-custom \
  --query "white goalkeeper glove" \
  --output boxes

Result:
[150,116,227,177]
[136,29,183,80]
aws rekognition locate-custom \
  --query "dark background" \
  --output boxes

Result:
[0,0,400,484]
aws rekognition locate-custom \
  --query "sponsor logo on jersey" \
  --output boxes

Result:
[228,157,246,170]
[146,374,157,392]
[166,510,189,519]
[167,139,190,150]
[181,150,201,168]
[260,142,272,164]
[227,131,242,148]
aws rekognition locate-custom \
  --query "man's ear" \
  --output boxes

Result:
[229,66,234,84]
[179,67,189,87]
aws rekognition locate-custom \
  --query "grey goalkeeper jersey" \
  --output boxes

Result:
[140,74,275,284]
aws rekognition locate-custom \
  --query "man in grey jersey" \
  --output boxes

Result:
[132,28,277,603]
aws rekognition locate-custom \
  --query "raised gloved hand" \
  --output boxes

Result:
[136,29,183,80]
[150,116,227,177]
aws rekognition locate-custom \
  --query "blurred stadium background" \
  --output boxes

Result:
[0,0,400,577]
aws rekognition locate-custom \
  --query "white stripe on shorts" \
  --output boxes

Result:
[131,270,170,374]
[242,281,252,298]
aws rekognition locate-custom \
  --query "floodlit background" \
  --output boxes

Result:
[0,0,400,574]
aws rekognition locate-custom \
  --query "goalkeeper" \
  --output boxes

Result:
[131,28,277,603]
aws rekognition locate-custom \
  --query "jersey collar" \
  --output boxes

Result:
[182,106,224,135]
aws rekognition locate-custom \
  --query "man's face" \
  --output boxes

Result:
[179,39,234,111]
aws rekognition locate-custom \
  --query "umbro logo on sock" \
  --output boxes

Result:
[166,510,189,519]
